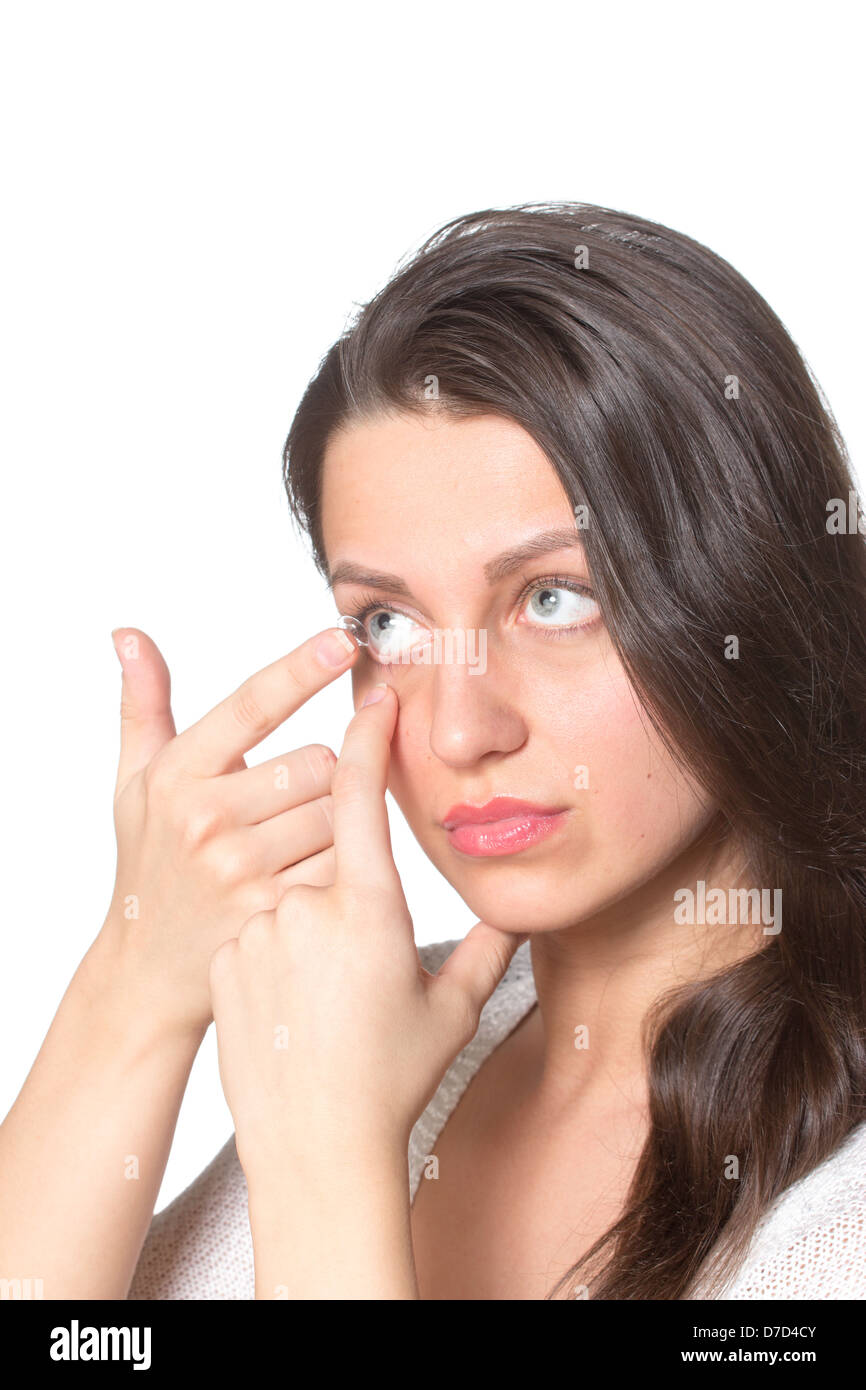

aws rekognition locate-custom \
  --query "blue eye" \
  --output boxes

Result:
[369,614,430,661]
[340,608,430,667]
[519,582,600,631]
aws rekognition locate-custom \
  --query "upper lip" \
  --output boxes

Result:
[440,797,567,829]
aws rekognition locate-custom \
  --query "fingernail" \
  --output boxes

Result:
[315,628,356,667]
[362,681,389,707]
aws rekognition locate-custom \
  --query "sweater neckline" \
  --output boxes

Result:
[407,940,537,1203]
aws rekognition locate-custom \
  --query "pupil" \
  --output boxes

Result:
[536,590,558,613]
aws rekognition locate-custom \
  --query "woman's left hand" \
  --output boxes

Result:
[208,678,524,1296]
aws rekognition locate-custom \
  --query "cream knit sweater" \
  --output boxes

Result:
[128,938,866,1300]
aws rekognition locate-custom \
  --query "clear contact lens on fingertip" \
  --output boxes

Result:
[336,613,370,647]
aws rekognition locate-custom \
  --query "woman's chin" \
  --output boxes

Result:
[452,892,590,937]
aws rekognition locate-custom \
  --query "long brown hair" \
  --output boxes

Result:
[281,203,866,1298]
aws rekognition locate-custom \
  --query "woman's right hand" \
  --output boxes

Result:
[94,624,359,1037]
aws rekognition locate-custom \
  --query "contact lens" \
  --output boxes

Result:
[336,613,370,647]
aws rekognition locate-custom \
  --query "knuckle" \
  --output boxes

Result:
[301,743,337,789]
[178,799,225,850]
[240,879,281,916]
[237,911,272,952]
[275,882,318,925]
[204,839,252,887]
[274,901,293,935]
[209,936,238,982]
[275,889,297,927]
[119,696,140,725]
[229,684,271,737]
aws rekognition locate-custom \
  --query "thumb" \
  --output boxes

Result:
[112,628,177,788]
[434,921,528,1036]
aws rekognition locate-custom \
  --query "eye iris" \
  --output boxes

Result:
[371,612,393,638]
[533,589,561,617]
[367,610,423,659]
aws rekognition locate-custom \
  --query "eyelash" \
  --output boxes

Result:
[344,573,599,667]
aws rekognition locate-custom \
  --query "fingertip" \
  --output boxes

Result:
[361,681,392,709]
[315,627,358,669]
[112,629,141,667]
[112,629,161,675]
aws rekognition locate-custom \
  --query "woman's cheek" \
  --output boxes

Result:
[386,709,434,805]
[550,670,712,867]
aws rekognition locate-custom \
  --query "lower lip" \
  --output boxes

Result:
[444,811,568,857]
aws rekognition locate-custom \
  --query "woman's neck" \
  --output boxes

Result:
[523,819,765,1115]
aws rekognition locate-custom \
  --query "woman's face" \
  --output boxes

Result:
[320,410,716,934]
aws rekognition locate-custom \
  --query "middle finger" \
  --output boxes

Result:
[217,743,337,824]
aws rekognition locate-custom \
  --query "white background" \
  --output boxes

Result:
[1,0,862,1213]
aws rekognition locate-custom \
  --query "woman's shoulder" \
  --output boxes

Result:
[711,1118,866,1299]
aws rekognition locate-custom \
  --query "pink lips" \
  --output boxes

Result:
[440,797,569,858]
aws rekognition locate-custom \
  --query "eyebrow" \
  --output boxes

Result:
[326,528,585,594]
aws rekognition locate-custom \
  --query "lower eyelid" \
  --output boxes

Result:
[524,607,602,635]
[536,620,599,637]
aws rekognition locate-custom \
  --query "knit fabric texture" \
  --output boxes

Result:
[128,938,866,1300]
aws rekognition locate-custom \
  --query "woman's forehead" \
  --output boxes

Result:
[320,411,576,566]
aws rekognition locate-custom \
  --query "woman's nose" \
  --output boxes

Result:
[425,644,528,767]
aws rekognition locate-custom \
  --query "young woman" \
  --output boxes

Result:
[2,203,864,1300]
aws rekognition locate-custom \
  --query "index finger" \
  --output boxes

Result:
[167,627,358,777]
[331,681,400,890]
